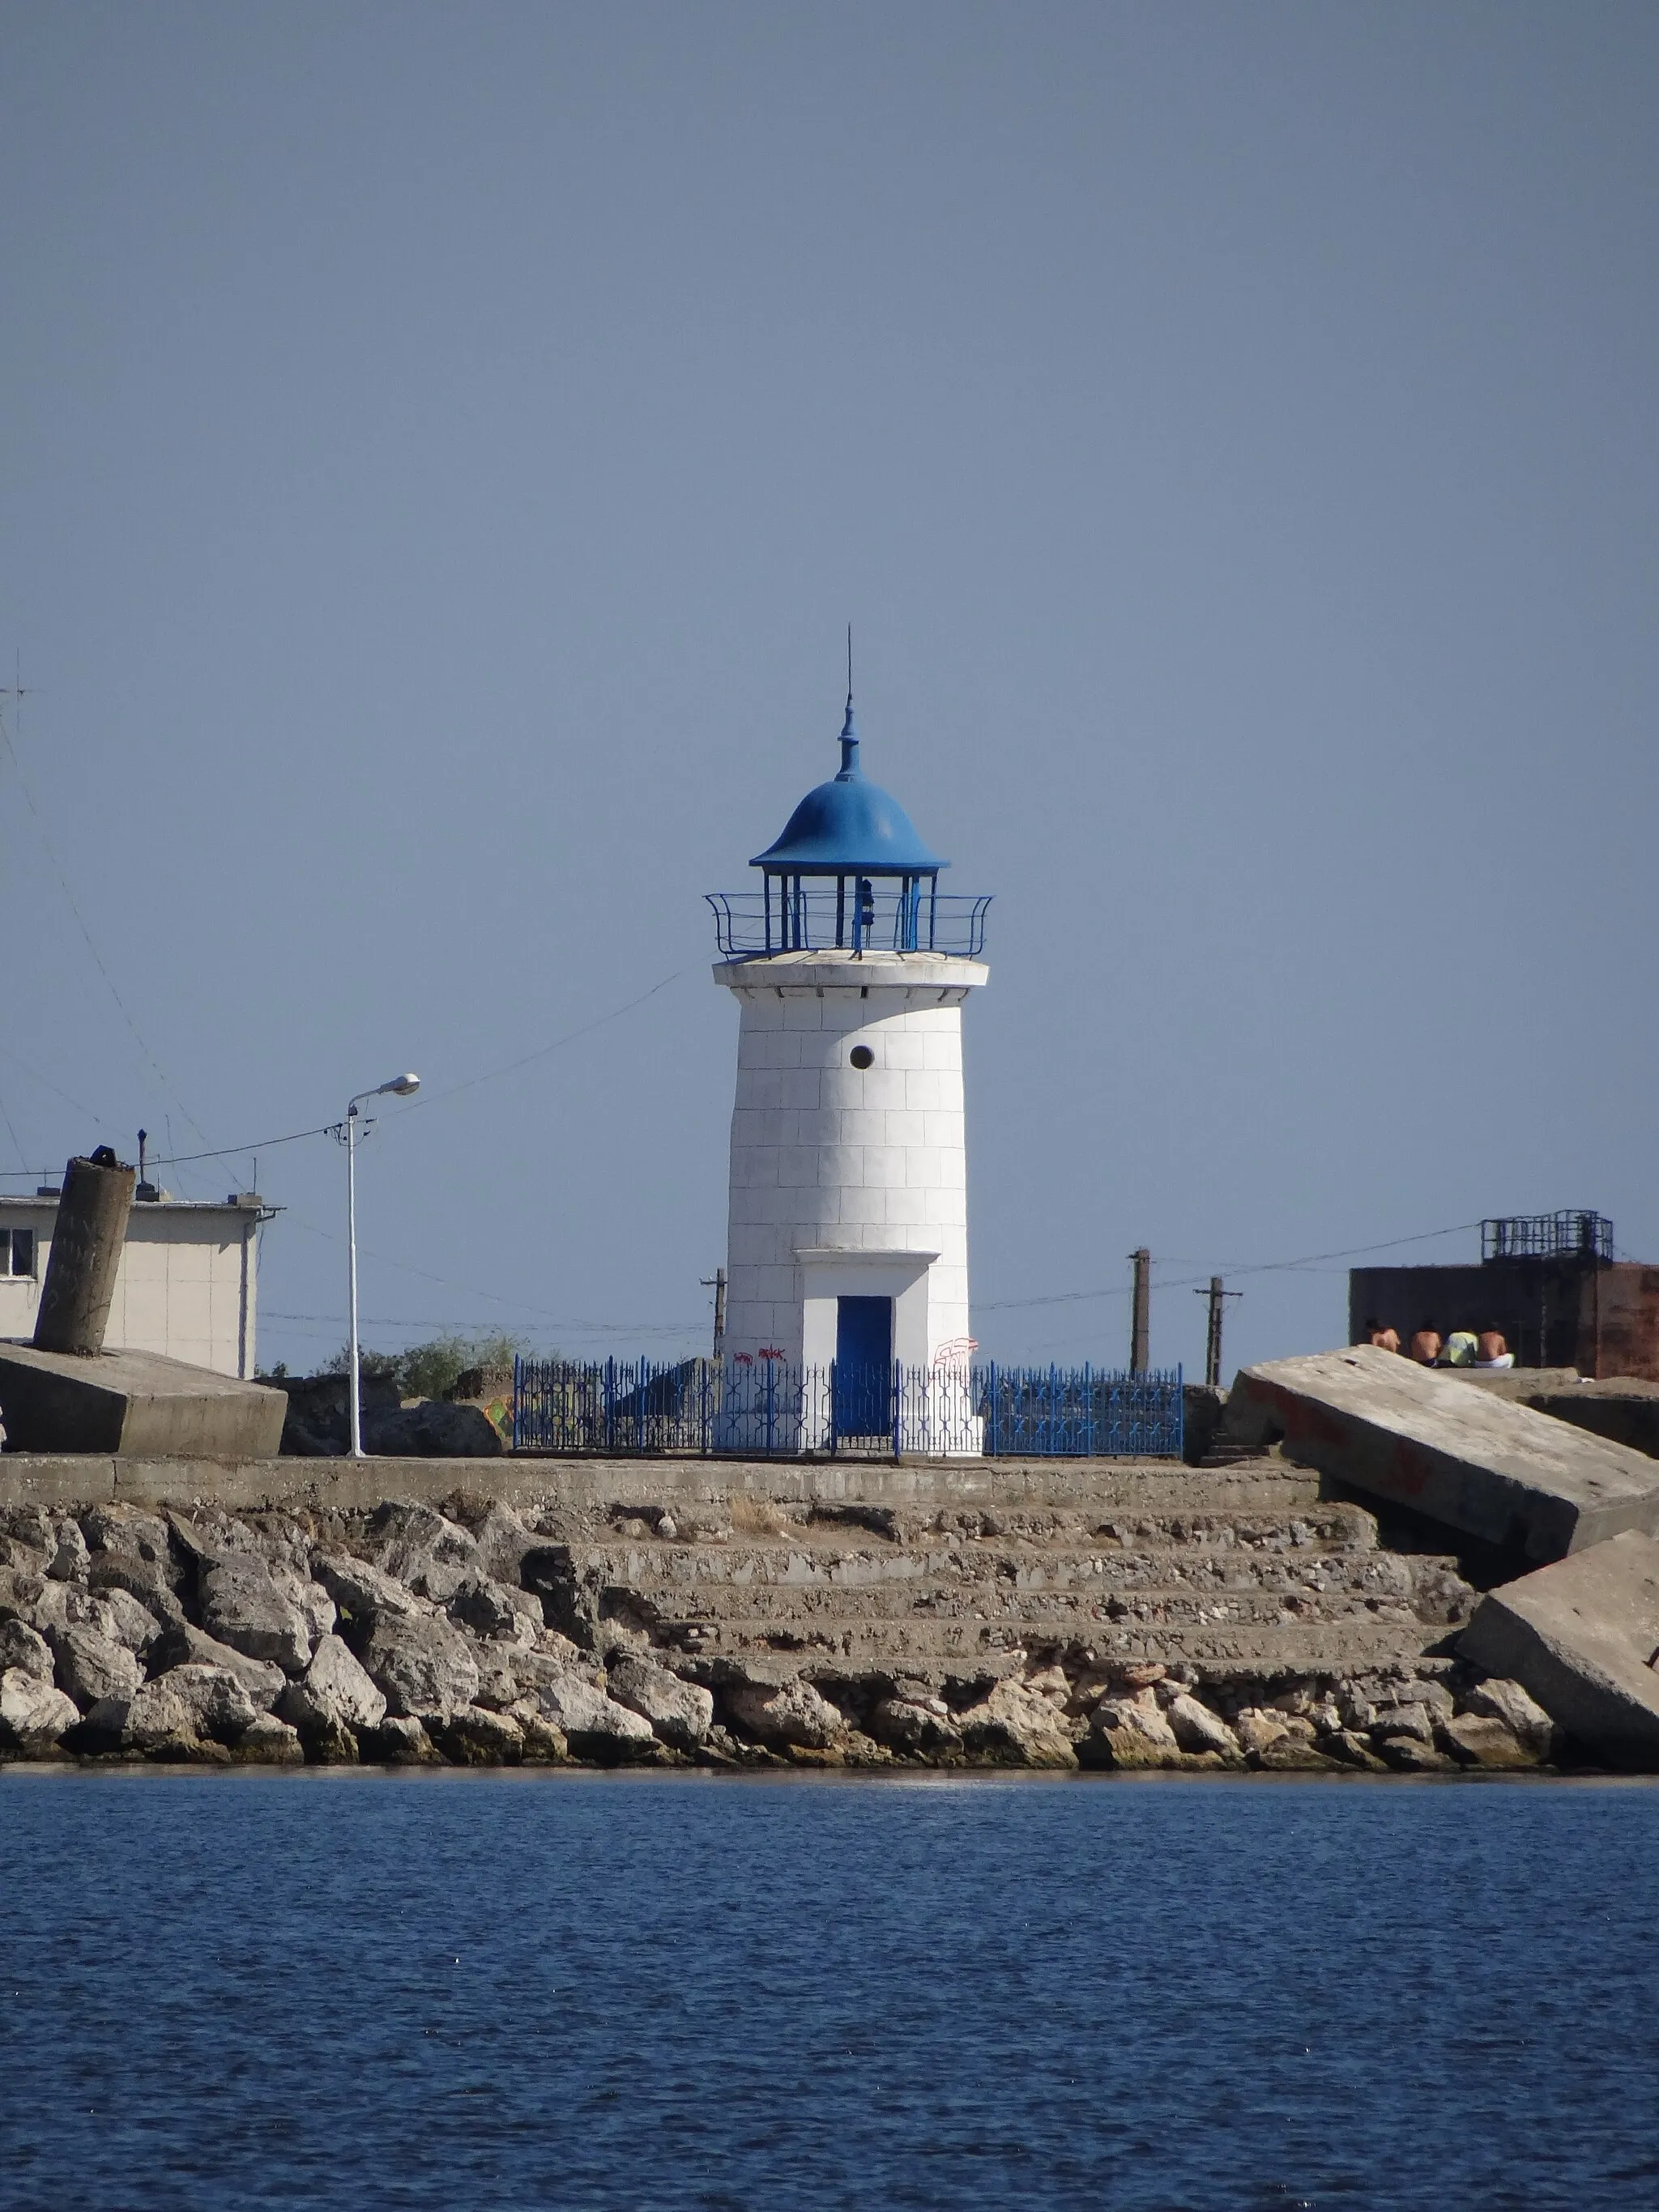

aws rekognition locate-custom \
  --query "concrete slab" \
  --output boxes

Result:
[0,1344,286,1459]
[1459,1532,1659,1769]
[1226,1345,1659,1562]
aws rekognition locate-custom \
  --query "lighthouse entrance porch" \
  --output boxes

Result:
[834,1295,893,1438]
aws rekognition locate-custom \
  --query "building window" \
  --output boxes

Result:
[1,1229,36,1278]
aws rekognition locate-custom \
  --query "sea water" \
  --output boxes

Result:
[1,1769,1655,2210]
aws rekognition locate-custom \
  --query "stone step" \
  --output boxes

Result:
[652,1610,1448,1677]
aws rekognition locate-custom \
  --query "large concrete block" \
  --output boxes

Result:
[1459,1532,1659,1770]
[0,1343,286,1459]
[1226,1345,1659,1562]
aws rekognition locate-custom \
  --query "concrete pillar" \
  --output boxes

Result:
[32,1150,135,1356]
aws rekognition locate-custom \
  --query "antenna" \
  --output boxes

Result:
[846,622,853,708]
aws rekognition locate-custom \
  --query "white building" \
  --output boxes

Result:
[708,688,990,1448]
[0,1186,271,1378]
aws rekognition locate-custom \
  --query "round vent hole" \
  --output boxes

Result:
[849,1046,875,1070]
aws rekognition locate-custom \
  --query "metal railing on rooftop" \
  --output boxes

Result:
[1481,1213,1614,1264]
[706,888,991,959]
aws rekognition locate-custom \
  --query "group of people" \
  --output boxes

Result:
[1363,1320,1515,1370]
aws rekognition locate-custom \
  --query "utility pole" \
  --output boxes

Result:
[701,1268,727,1360]
[1192,1276,1243,1388]
[1129,1248,1151,1374]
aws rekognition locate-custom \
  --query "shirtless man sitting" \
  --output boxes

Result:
[1408,1327,1442,1366]
[1476,1331,1514,1370]
[1363,1319,1401,1353]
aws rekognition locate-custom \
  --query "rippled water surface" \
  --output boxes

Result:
[2,1769,1656,2210]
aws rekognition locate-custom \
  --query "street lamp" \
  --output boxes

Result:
[340,1073,420,1457]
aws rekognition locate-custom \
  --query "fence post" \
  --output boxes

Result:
[765,1357,776,1457]
[892,1361,902,1459]
[604,1357,616,1454]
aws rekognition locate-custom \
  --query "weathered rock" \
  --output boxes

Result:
[368,1399,505,1459]
[1459,1532,1659,1771]
[429,1706,524,1764]
[85,1678,199,1758]
[1437,1714,1542,1769]
[449,1574,538,1645]
[867,1694,963,1756]
[1325,1728,1388,1771]
[1376,1733,1457,1772]
[1232,1707,1291,1755]
[51,1623,143,1710]
[470,1503,536,1586]
[514,1710,569,1763]
[360,1715,437,1765]
[1227,1345,1659,1564]
[96,1586,168,1657]
[1165,1693,1241,1760]
[162,1663,262,1744]
[81,1507,177,1578]
[0,1617,53,1683]
[200,1555,317,1675]
[86,1554,185,1626]
[512,1669,659,1762]
[1369,1701,1435,1746]
[1459,1677,1560,1758]
[371,1502,479,1599]
[724,1673,851,1752]
[46,1522,89,1581]
[283,1570,338,1647]
[278,1633,387,1737]
[606,1657,714,1750]
[231,1710,305,1763]
[147,1622,287,1709]
[0,1667,79,1754]
[309,1550,420,1626]
[360,1613,480,1720]
[1254,1737,1346,1771]
[957,1678,1079,1769]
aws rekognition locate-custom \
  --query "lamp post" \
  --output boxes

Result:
[342,1073,420,1457]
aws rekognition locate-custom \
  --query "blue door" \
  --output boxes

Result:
[834,1296,893,1438]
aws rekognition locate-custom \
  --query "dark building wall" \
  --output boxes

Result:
[1348,1261,1659,1382]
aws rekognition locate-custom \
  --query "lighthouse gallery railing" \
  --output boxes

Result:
[513,1356,1183,1459]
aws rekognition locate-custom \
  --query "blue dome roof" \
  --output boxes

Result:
[751,701,946,874]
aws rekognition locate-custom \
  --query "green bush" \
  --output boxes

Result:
[321,1332,529,1400]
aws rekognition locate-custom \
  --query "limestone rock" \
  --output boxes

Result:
[278,1633,387,1737]
[0,1618,53,1683]
[361,1613,480,1720]
[514,1710,569,1763]
[1165,1693,1241,1759]
[309,1551,420,1626]
[1326,1728,1388,1771]
[1232,1707,1291,1755]
[232,1710,305,1763]
[1376,1733,1458,1772]
[1460,1677,1560,1758]
[724,1674,850,1752]
[371,1502,479,1600]
[471,1503,536,1586]
[86,1554,185,1626]
[80,1507,178,1579]
[360,1715,438,1765]
[47,1523,90,1582]
[449,1574,538,1646]
[1369,1701,1434,1746]
[0,1667,79,1754]
[51,1623,143,1711]
[429,1706,524,1764]
[162,1663,262,1744]
[86,1678,198,1758]
[867,1694,962,1756]
[147,1622,287,1709]
[957,1678,1079,1769]
[200,1555,317,1675]
[96,1587,168,1657]
[606,1657,714,1750]
[1438,1714,1542,1769]
[513,1669,658,1762]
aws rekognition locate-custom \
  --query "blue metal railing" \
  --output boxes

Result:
[706,888,991,960]
[513,1356,1183,1460]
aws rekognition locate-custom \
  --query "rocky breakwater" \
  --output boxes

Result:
[0,1495,1570,1774]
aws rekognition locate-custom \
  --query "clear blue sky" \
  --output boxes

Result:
[2,2,1655,1377]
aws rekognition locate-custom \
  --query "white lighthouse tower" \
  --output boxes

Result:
[707,680,990,1448]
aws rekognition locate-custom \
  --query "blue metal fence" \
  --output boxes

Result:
[513,1356,1183,1460]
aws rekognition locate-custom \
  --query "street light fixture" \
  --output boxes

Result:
[339,1073,420,1457]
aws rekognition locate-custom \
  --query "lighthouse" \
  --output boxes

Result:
[706,680,990,1448]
